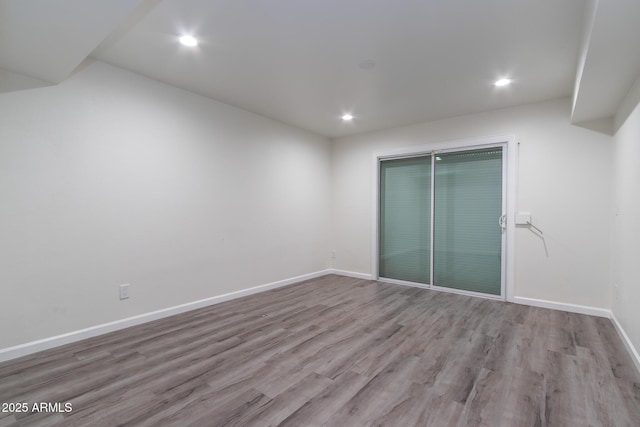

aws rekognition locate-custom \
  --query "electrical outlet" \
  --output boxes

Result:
[613,283,619,301]
[119,284,130,300]
[331,251,336,259]
[515,212,532,225]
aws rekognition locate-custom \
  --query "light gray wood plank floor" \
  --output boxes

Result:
[1,275,639,426]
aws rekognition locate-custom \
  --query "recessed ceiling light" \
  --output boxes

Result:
[341,114,354,121]
[179,34,198,47]
[494,78,512,87]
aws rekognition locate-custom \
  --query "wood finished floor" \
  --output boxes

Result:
[1,275,639,427]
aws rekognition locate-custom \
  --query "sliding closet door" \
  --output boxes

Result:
[379,156,431,284]
[433,148,503,295]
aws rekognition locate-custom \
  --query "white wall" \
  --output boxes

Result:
[331,98,612,308]
[0,59,624,353]
[0,60,332,349]
[611,84,640,356]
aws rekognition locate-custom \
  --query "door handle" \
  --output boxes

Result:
[498,214,507,231]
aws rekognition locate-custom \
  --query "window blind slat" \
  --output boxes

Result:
[433,148,503,295]
[379,156,431,284]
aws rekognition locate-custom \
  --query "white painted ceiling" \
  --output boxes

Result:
[0,0,142,90]
[571,0,640,128]
[2,0,639,137]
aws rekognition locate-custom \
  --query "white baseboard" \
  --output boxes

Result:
[512,297,640,374]
[610,313,640,374]
[0,269,332,364]
[330,273,611,315]
[4,270,639,378]
[329,275,640,374]
[327,269,373,280]
[513,296,610,318]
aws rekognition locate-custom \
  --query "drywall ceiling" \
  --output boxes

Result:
[571,0,640,131]
[2,0,637,138]
[91,0,586,137]
[0,0,142,92]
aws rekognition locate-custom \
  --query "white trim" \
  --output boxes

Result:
[513,296,610,318]
[378,277,431,289]
[371,152,380,280]
[327,269,373,280]
[610,313,640,374]
[0,269,331,363]
[374,134,511,160]
[5,269,639,377]
[505,139,518,302]
[429,154,435,287]
[332,270,640,374]
[431,285,505,302]
[500,144,508,299]
[378,277,503,301]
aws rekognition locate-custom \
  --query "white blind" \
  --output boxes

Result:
[433,148,503,295]
[379,156,431,284]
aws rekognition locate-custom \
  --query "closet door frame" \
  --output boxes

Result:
[372,134,517,302]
